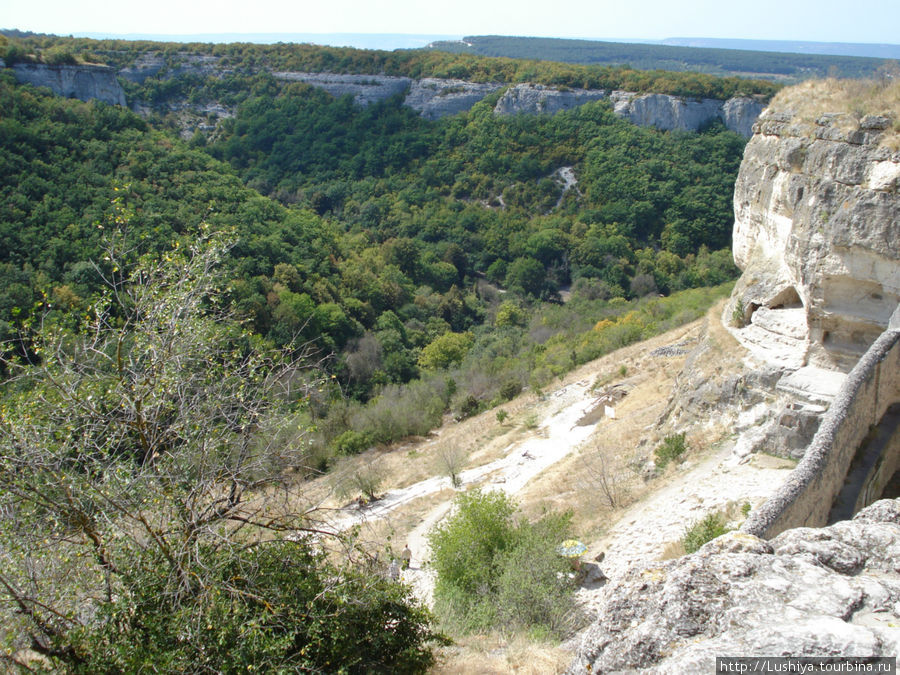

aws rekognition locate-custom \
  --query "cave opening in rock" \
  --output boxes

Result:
[768,286,802,310]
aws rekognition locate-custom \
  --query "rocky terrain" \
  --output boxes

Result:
[568,85,899,672]
[729,109,900,371]
[8,62,126,106]
[568,499,900,673]
[5,55,765,136]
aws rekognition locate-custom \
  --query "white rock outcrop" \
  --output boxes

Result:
[12,63,126,106]
[568,499,900,673]
[493,83,608,115]
[272,72,412,106]
[730,110,900,370]
[610,91,764,137]
[404,78,502,119]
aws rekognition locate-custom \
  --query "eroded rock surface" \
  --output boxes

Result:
[493,83,608,115]
[568,499,900,673]
[729,110,900,370]
[272,72,412,106]
[404,78,502,119]
[12,63,126,106]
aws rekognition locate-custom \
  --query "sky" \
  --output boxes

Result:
[5,0,900,46]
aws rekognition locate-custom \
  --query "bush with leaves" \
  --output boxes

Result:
[65,541,442,674]
[428,490,579,638]
[682,512,731,554]
[0,226,444,672]
[654,432,688,468]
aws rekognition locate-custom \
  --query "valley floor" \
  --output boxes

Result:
[305,302,804,672]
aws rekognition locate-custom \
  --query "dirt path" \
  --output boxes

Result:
[577,446,795,612]
[321,310,803,613]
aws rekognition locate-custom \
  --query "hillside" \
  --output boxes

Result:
[427,35,898,82]
[0,40,756,668]
[2,32,897,671]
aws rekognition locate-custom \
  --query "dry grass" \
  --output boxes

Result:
[343,489,455,559]
[768,76,900,147]
[516,329,696,538]
[432,635,571,675]
[282,301,756,672]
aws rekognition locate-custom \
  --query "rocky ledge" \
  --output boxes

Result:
[10,63,126,106]
[568,499,900,673]
[729,109,900,370]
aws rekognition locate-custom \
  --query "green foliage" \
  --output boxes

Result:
[418,331,474,370]
[682,512,731,554]
[428,35,885,83]
[0,233,443,671]
[654,432,688,468]
[494,300,527,328]
[66,542,443,674]
[428,490,578,637]
[731,298,747,327]
[332,429,373,456]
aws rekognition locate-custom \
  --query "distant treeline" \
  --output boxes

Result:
[1,31,779,100]
[427,35,897,82]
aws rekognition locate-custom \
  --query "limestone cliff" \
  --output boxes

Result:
[111,51,765,133]
[729,109,900,370]
[610,91,764,137]
[568,499,900,673]
[11,63,126,106]
[493,83,608,116]
[272,72,412,107]
[398,78,502,119]
[494,85,762,137]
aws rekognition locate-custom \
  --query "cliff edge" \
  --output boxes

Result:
[729,90,899,370]
[568,499,900,673]
[11,63,126,107]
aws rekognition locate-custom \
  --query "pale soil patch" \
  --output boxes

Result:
[431,635,571,675]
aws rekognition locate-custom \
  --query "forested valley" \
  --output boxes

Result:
[1,35,751,669]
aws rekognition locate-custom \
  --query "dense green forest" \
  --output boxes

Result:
[427,35,897,81]
[0,52,744,450]
[0,36,757,668]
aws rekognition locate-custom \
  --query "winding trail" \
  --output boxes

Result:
[325,379,605,603]
[318,314,808,612]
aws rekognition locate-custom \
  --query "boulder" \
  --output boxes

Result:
[568,500,900,673]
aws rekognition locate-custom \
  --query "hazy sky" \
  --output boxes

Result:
[5,0,899,45]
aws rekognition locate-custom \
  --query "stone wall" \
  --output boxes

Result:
[743,309,900,538]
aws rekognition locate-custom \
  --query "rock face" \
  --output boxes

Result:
[730,110,900,370]
[404,78,502,119]
[11,63,126,106]
[492,87,762,137]
[493,83,608,116]
[272,72,412,106]
[609,91,764,137]
[568,499,900,673]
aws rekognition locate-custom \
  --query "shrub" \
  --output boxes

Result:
[499,379,523,401]
[418,331,474,370]
[682,512,730,553]
[654,432,687,468]
[731,298,747,327]
[332,429,372,455]
[428,490,578,638]
[455,393,482,420]
[66,541,446,673]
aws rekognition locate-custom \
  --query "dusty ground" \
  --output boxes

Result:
[300,302,804,672]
